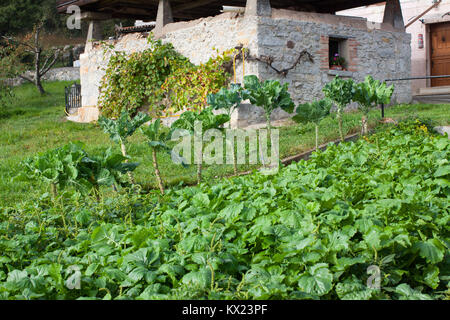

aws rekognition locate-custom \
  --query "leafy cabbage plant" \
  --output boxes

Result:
[21,142,138,199]
[293,99,332,150]
[242,75,295,138]
[207,83,243,174]
[141,119,173,195]
[353,75,394,135]
[322,76,355,141]
[171,107,230,184]
[98,110,150,184]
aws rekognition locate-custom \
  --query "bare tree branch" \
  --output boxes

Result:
[1,35,36,52]
[18,74,34,83]
[40,49,61,77]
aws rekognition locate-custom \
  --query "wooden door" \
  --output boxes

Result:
[431,22,450,87]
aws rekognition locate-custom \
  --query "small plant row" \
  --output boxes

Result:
[20,75,394,198]
[208,74,394,150]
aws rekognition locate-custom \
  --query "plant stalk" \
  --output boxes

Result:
[337,111,344,142]
[361,115,368,136]
[152,148,165,195]
[315,124,319,150]
[120,141,136,185]
[229,121,238,175]
[51,183,57,200]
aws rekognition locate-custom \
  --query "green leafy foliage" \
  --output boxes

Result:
[20,142,138,196]
[171,107,230,184]
[243,75,295,118]
[171,107,230,133]
[3,124,448,300]
[98,111,150,144]
[353,75,394,116]
[207,83,243,127]
[98,36,189,118]
[161,49,233,113]
[322,76,355,141]
[141,119,169,151]
[322,76,355,111]
[293,99,332,149]
[242,75,294,133]
[293,99,332,125]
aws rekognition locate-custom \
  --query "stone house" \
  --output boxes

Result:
[57,0,412,126]
[340,0,450,101]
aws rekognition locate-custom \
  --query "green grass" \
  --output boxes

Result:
[1,81,449,206]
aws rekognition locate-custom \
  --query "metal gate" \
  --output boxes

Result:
[65,83,81,115]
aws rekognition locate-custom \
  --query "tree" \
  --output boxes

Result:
[207,83,243,174]
[293,99,332,150]
[242,75,295,139]
[323,76,355,142]
[2,23,62,95]
[141,119,171,195]
[171,107,230,184]
[0,80,13,115]
[98,111,151,185]
[353,76,394,135]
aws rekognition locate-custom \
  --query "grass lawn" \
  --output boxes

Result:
[1,81,449,206]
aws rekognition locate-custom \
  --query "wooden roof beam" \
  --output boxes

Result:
[173,0,218,13]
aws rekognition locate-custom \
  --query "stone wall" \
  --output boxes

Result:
[6,67,80,87]
[245,9,412,127]
[77,9,412,125]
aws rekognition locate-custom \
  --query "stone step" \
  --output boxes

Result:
[434,126,450,139]
[417,86,450,96]
[67,114,80,122]
[412,94,450,104]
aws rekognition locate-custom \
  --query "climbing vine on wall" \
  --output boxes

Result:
[98,35,234,118]
[98,35,189,118]
[161,48,234,113]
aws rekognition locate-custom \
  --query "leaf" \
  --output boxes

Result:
[336,277,376,300]
[192,192,210,208]
[412,239,445,264]
[422,265,440,289]
[395,284,433,300]
[434,165,450,178]
[181,268,212,290]
[293,99,332,125]
[218,203,244,221]
[298,263,333,297]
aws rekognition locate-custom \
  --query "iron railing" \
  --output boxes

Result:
[65,83,81,115]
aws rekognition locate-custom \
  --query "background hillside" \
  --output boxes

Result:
[0,0,131,46]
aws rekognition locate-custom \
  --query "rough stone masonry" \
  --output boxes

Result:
[77,9,411,125]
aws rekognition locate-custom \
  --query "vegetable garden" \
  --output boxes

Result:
[0,36,448,300]
[0,120,448,300]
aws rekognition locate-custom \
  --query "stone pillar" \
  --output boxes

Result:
[80,12,110,51]
[245,0,272,17]
[383,0,405,30]
[154,0,173,36]
[86,20,103,50]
